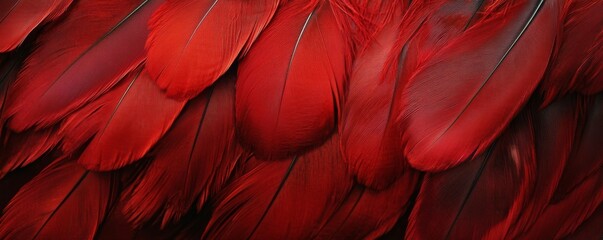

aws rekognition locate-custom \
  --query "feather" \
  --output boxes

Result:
[539,0,603,104]
[236,0,350,158]
[523,168,602,239]
[5,0,163,131]
[145,0,279,99]
[564,203,603,239]
[399,0,559,171]
[406,110,536,239]
[0,153,54,210]
[60,66,185,171]
[0,159,114,239]
[123,72,240,226]
[203,135,353,239]
[508,95,582,237]
[553,94,603,204]
[575,30,603,95]
[0,51,20,137]
[0,0,73,52]
[0,128,61,177]
[313,171,419,239]
[340,0,483,189]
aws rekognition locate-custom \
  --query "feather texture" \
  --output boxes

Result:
[339,3,419,189]
[0,128,61,177]
[236,0,350,158]
[203,135,353,239]
[145,0,279,99]
[123,72,239,226]
[539,0,603,104]
[406,110,536,239]
[61,66,185,171]
[523,168,602,239]
[400,0,559,171]
[0,0,72,52]
[5,0,163,131]
[508,95,582,237]
[314,171,419,239]
[553,94,603,204]
[0,160,113,239]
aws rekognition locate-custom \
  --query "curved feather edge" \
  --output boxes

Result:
[202,135,353,239]
[399,0,559,171]
[312,170,419,239]
[0,0,73,52]
[236,0,350,158]
[507,95,583,237]
[5,0,163,131]
[406,109,536,239]
[122,71,240,227]
[66,66,186,171]
[145,0,279,99]
[0,159,113,239]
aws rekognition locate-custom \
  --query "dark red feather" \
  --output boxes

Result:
[539,0,603,104]
[0,0,72,52]
[0,160,113,239]
[399,0,559,171]
[203,135,353,239]
[0,128,61,177]
[508,95,583,237]
[406,110,536,239]
[314,171,419,239]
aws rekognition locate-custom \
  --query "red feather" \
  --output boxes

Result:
[508,95,583,237]
[0,160,113,239]
[314,171,419,239]
[523,168,602,239]
[236,0,350,158]
[203,135,353,239]
[0,128,61,177]
[0,0,72,52]
[564,203,603,239]
[145,0,279,99]
[553,94,603,204]
[399,0,559,171]
[406,110,536,239]
[123,72,240,226]
[539,0,603,104]
[61,66,185,171]
[5,0,163,131]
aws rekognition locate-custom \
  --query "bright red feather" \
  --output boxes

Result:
[72,67,185,171]
[145,0,279,99]
[236,0,350,159]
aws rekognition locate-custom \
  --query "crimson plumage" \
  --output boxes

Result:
[0,0,601,239]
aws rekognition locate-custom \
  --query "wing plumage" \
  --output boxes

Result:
[123,71,240,226]
[5,0,163,131]
[203,136,352,239]
[0,160,113,240]
[145,0,279,99]
[0,0,73,52]
[0,0,600,239]
[400,0,559,171]
[236,0,350,158]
